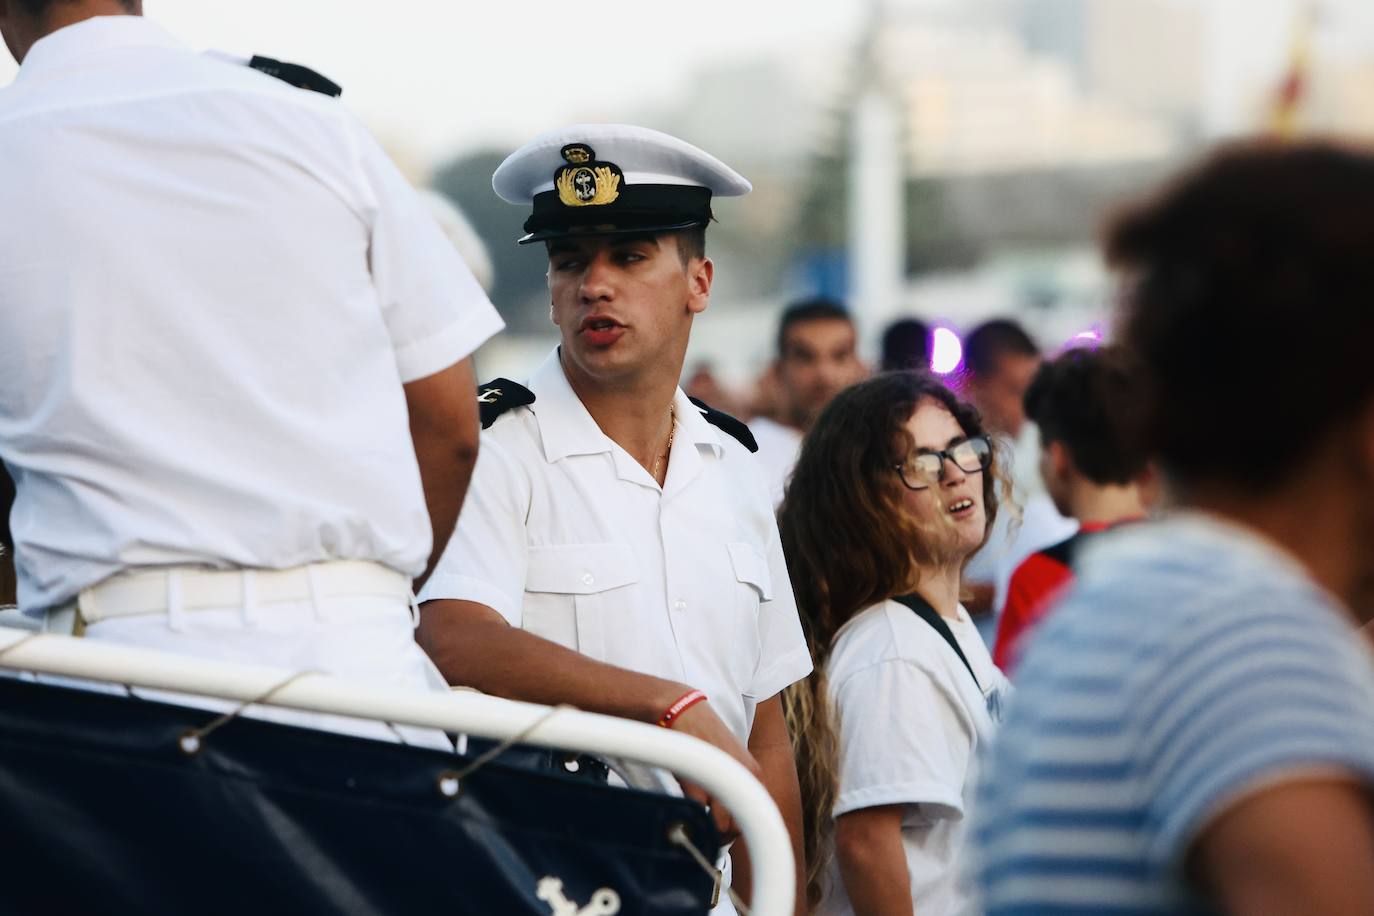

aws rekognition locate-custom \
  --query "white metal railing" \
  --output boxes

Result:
[0,625,794,916]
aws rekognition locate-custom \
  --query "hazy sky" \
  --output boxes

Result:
[5,0,1371,167]
[0,0,863,165]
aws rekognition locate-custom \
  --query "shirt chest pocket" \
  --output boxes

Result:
[727,542,773,602]
[724,542,772,686]
[524,543,638,662]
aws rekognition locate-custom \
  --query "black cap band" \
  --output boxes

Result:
[520,184,712,243]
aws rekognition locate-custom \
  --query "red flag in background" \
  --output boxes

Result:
[1268,3,1318,139]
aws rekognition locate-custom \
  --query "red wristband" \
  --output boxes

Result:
[658,689,707,728]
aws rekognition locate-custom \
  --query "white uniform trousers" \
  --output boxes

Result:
[38,563,451,749]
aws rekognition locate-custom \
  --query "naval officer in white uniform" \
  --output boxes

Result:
[416,124,812,913]
[0,1,503,713]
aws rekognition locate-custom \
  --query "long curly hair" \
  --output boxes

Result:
[777,371,1004,907]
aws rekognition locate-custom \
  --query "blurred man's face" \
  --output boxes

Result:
[1039,440,1073,518]
[777,317,863,431]
[970,353,1040,438]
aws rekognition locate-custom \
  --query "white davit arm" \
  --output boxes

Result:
[0,626,794,916]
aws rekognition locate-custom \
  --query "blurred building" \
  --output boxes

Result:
[448,0,1374,382]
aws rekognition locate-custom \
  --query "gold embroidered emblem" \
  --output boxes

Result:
[554,144,622,207]
[477,387,502,404]
[562,145,593,165]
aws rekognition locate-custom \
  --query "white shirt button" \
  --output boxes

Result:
[581,572,595,587]
[674,599,688,612]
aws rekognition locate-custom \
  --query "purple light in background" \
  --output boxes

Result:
[1073,329,1102,342]
[930,327,963,375]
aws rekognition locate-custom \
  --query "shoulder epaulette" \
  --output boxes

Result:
[247,55,343,97]
[477,379,535,429]
[688,397,758,453]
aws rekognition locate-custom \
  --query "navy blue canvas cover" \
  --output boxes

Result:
[0,677,718,915]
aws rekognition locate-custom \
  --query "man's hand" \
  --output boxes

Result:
[418,599,762,837]
[670,700,762,843]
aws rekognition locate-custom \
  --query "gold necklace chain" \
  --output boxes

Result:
[651,405,676,484]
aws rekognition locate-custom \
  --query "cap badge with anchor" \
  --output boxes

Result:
[493,124,752,244]
[555,145,622,208]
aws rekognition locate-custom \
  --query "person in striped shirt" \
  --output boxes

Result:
[972,142,1374,915]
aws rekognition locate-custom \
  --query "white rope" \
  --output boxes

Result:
[449,703,574,782]
[177,669,320,755]
[668,822,751,916]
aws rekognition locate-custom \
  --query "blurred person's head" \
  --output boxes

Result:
[1025,345,1153,521]
[880,317,931,372]
[778,371,1004,903]
[417,190,494,295]
[683,361,742,418]
[1,0,139,64]
[774,297,864,432]
[1108,140,1374,611]
[964,319,1040,438]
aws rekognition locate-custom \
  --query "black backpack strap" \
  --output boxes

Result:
[1038,532,1082,569]
[891,594,982,693]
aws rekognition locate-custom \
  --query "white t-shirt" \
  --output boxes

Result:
[0,16,504,612]
[749,416,803,508]
[819,599,1011,916]
[419,350,813,744]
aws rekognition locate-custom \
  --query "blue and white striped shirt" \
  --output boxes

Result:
[972,513,1374,914]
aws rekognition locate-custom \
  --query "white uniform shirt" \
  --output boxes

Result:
[748,416,803,508]
[0,17,504,613]
[819,600,1011,916]
[419,350,813,742]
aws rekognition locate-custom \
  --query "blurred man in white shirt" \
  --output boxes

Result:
[0,1,504,703]
[752,298,866,506]
[958,319,1076,640]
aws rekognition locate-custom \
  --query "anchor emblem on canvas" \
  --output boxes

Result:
[536,876,621,916]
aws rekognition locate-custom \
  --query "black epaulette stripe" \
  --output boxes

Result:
[476,378,535,429]
[688,396,758,453]
[248,55,343,97]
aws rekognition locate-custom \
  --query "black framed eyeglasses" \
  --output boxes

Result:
[893,435,992,491]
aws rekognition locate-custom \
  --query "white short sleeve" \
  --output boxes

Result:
[353,122,503,383]
[744,520,813,701]
[833,658,973,820]
[417,436,529,623]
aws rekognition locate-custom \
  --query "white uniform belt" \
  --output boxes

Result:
[75,561,410,623]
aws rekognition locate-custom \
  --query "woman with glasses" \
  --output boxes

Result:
[779,371,1012,916]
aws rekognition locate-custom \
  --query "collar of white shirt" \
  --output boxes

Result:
[526,349,724,472]
[17,15,184,81]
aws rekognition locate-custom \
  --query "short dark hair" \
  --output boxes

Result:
[880,318,930,372]
[964,319,1038,379]
[1107,141,1374,491]
[776,297,852,357]
[672,225,706,265]
[15,0,135,16]
[1024,346,1149,485]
